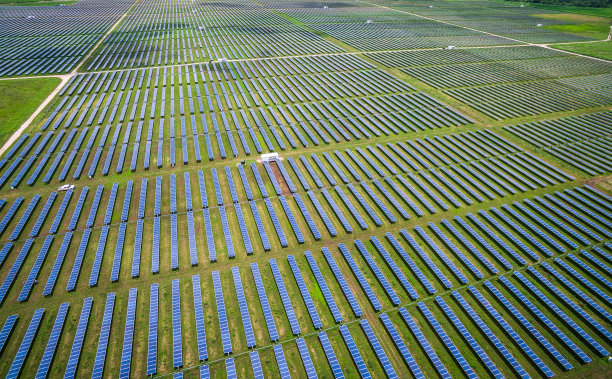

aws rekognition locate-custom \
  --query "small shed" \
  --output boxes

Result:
[261,152,279,162]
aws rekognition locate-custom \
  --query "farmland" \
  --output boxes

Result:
[0,0,611,379]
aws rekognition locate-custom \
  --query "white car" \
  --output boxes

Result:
[58,184,75,191]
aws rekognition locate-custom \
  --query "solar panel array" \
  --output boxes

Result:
[1,0,612,377]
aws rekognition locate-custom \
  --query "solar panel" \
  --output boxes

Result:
[226,357,237,379]
[528,266,612,343]
[379,313,424,379]
[64,297,93,379]
[18,235,53,302]
[67,229,91,291]
[273,344,291,379]
[192,275,208,361]
[170,174,178,213]
[250,351,264,379]
[36,302,69,379]
[304,251,342,323]
[264,198,287,247]
[452,291,529,378]
[0,239,34,304]
[251,262,279,342]
[138,179,147,219]
[119,288,137,379]
[66,188,88,231]
[171,214,179,269]
[288,254,322,329]
[110,223,127,282]
[335,186,367,229]
[155,176,162,216]
[296,338,318,378]
[338,243,382,311]
[360,319,398,378]
[49,192,71,234]
[339,325,371,379]
[6,308,44,379]
[231,267,256,348]
[29,192,56,238]
[355,240,400,305]
[484,279,572,371]
[499,275,591,364]
[279,196,305,243]
[468,285,554,377]
[86,185,104,228]
[91,293,115,379]
[172,279,183,368]
[198,170,209,208]
[104,183,119,225]
[203,209,216,262]
[270,258,301,335]
[213,271,233,354]
[0,197,24,236]
[0,314,17,356]
[219,207,235,258]
[414,225,468,284]
[370,236,419,300]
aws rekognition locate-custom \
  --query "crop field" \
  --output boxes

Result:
[0,0,611,378]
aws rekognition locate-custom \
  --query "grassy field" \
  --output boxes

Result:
[552,40,612,60]
[497,0,612,18]
[0,77,59,148]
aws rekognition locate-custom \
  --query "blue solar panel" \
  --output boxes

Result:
[335,186,367,229]
[198,170,209,208]
[192,275,208,361]
[379,313,424,379]
[338,243,382,311]
[86,185,104,228]
[468,285,554,377]
[293,193,321,240]
[67,229,91,291]
[353,240,398,305]
[110,223,127,282]
[0,314,17,356]
[155,176,162,216]
[414,225,468,284]
[36,302,69,379]
[119,288,137,379]
[0,197,24,236]
[64,297,93,379]
[213,271,233,355]
[484,279,573,371]
[219,207,235,259]
[250,263,279,342]
[29,192,56,238]
[370,236,419,300]
[454,215,514,268]
[66,187,88,231]
[170,213,179,269]
[346,184,382,227]
[288,254,322,329]
[203,209,216,262]
[6,308,44,379]
[273,344,291,379]
[528,266,612,343]
[399,307,451,378]
[87,225,108,287]
[361,319,398,378]
[264,198,288,247]
[237,164,254,200]
[104,183,119,225]
[137,179,147,219]
[146,284,158,376]
[231,267,256,348]
[542,262,611,323]
[452,291,529,378]
[499,275,591,364]
[270,258,301,335]
[18,235,53,302]
[172,279,183,368]
[339,325,371,379]
[0,239,34,304]
[304,251,342,323]
[170,174,178,213]
[318,331,344,378]
[554,257,611,307]
[249,351,264,379]
[8,195,40,241]
[296,338,318,378]
[248,200,270,251]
